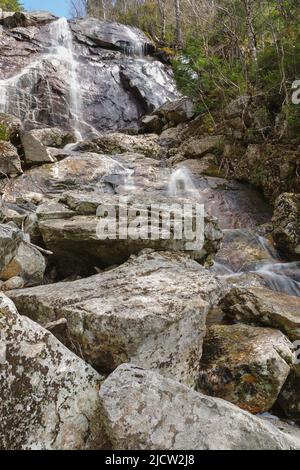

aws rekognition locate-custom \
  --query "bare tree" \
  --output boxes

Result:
[242,0,257,61]
[157,0,167,41]
[69,0,88,18]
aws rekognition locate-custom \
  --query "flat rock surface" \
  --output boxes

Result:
[99,363,300,450]
[7,250,222,386]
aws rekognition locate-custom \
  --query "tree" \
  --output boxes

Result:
[174,0,183,48]
[69,0,88,18]
[0,0,23,11]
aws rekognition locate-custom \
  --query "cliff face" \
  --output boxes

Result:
[0,12,179,135]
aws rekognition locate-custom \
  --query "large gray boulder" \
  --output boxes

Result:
[99,363,300,450]
[0,293,106,450]
[36,190,222,276]
[272,193,300,259]
[7,251,221,386]
[198,324,294,414]
[220,286,300,342]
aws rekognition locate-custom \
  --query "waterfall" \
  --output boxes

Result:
[49,17,82,140]
[124,26,146,57]
[0,17,82,139]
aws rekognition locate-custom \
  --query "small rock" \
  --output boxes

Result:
[0,141,22,177]
[2,276,24,291]
[0,241,46,287]
[141,115,163,134]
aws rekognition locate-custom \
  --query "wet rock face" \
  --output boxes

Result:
[0,293,106,450]
[198,324,294,414]
[0,16,179,134]
[7,251,222,386]
[70,17,154,54]
[99,363,300,450]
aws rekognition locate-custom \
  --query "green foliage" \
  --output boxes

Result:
[0,124,9,141]
[0,0,23,11]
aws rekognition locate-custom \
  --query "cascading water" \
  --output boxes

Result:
[124,26,145,57]
[0,18,82,139]
[49,17,82,140]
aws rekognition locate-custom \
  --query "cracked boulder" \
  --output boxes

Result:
[99,363,300,450]
[0,293,107,450]
[36,190,222,276]
[198,324,294,414]
[220,286,300,342]
[7,251,222,386]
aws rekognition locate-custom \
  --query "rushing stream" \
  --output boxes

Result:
[166,166,300,297]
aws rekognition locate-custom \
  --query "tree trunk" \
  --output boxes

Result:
[174,0,183,48]
[243,0,257,62]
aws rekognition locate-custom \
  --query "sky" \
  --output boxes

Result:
[22,0,70,18]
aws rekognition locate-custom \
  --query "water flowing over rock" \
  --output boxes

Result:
[7,251,221,386]
[0,293,106,450]
[0,15,179,136]
[99,363,300,450]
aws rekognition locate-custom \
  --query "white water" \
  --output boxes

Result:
[168,167,198,197]
[49,18,82,140]
[0,18,82,139]
[124,26,146,57]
